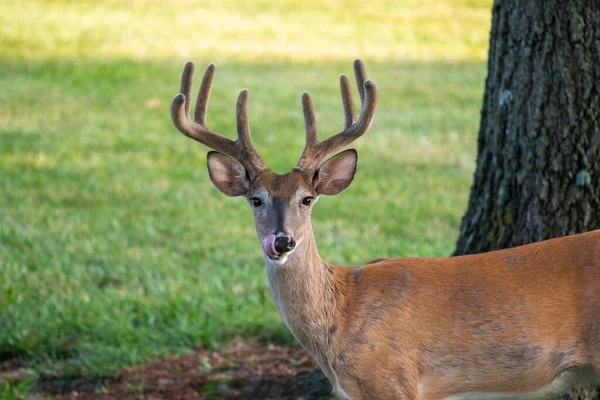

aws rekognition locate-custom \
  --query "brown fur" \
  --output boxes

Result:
[322,232,600,398]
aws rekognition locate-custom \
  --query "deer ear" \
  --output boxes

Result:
[207,151,250,197]
[313,149,358,196]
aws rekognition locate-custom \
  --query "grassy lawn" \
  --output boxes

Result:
[1,0,491,379]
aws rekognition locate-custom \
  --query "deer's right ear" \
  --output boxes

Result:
[206,151,250,197]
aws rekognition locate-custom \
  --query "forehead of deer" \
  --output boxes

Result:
[252,170,313,198]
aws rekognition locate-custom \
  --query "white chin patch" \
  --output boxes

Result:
[266,254,289,266]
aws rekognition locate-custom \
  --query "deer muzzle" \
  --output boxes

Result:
[262,234,296,259]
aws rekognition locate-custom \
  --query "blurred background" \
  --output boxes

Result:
[1,0,491,380]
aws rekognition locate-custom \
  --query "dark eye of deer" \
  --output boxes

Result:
[302,197,314,206]
[251,198,262,207]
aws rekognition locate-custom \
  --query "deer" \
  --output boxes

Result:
[170,59,600,400]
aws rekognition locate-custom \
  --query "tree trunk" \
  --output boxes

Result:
[455,0,600,398]
[455,0,600,255]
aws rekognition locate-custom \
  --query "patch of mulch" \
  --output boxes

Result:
[0,351,29,383]
[19,343,333,400]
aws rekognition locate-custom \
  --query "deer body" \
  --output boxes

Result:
[169,60,600,399]
[268,223,600,399]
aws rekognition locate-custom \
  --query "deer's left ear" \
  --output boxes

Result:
[313,149,358,196]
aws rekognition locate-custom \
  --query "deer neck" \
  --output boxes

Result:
[265,226,337,364]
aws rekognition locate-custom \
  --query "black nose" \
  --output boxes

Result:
[274,235,296,253]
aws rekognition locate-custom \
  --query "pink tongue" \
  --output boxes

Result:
[261,234,279,258]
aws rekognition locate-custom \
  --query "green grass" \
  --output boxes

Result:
[0,377,37,400]
[1,0,491,378]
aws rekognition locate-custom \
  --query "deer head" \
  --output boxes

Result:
[171,60,377,265]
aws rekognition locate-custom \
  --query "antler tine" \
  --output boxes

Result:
[302,92,318,148]
[236,89,266,170]
[194,63,216,126]
[353,59,367,106]
[236,89,252,146]
[180,61,195,118]
[296,59,378,172]
[340,74,356,129]
[171,62,266,175]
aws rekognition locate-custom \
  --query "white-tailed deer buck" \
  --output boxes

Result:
[170,60,600,399]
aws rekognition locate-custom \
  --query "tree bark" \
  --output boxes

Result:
[455,0,600,256]
[455,0,600,398]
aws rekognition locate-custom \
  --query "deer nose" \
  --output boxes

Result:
[274,235,296,253]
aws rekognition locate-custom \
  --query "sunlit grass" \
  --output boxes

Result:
[1,0,491,378]
[2,0,491,62]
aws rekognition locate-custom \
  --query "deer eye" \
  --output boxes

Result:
[250,198,262,207]
[302,197,314,206]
